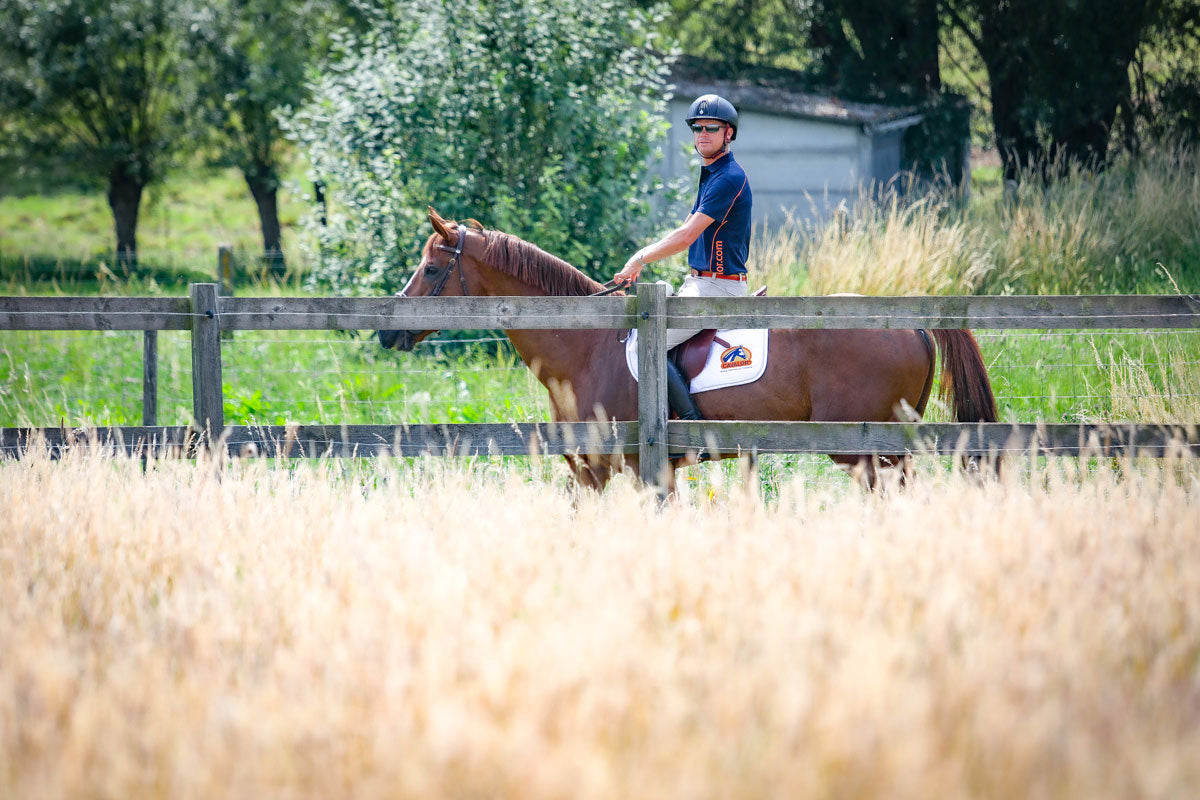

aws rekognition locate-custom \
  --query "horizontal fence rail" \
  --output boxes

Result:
[667,421,1200,458]
[3,422,1196,460]
[5,293,1200,331]
[215,296,639,331]
[670,294,1200,330]
[0,296,193,330]
[4,284,1200,489]
[0,423,638,459]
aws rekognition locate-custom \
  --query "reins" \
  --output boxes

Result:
[590,278,633,297]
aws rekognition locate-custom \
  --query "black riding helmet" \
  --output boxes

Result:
[685,94,738,140]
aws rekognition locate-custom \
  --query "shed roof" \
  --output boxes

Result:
[669,58,924,128]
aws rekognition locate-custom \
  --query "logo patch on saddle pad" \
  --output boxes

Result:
[625,329,769,393]
[720,345,753,369]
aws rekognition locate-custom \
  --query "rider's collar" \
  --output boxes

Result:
[701,150,733,173]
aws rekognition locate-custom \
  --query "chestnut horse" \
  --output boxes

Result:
[380,209,998,490]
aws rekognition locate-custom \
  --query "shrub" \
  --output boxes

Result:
[285,0,683,293]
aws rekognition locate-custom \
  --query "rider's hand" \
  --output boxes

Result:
[614,253,646,286]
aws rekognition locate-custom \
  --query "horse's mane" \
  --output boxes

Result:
[426,217,605,297]
[481,229,605,296]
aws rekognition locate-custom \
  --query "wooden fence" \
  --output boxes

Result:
[3,284,1199,489]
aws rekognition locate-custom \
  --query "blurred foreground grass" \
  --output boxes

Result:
[1,451,1197,799]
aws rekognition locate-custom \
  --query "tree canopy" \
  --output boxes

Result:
[0,0,194,263]
[285,0,682,292]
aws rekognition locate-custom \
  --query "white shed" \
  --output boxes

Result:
[663,73,934,227]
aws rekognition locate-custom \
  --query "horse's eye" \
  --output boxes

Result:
[425,264,439,275]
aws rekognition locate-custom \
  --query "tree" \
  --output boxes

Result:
[1125,0,1200,150]
[188,0,330,270]
[285,0,683,293]
[944,0,1151,179]
[0,0,193,265]
[808,0,941,101]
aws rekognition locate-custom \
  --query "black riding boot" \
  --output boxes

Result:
[665,359,703,420]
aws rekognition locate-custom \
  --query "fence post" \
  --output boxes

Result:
[636,281,669,490]
[142,330,157,426]
[189,283,224,440]
[217,245,235,296]
[217,245,235,341]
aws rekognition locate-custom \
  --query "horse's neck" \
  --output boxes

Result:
[506,327,625,422]
[473,265,622,413]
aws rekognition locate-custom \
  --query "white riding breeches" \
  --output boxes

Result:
[664,274,750,349]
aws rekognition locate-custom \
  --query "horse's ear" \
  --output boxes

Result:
[428,206,456,243]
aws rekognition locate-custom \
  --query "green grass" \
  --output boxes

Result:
[0,162,314,290]
[7,325,1196,427]
[4,147,1200,488]
[0,329,548,428]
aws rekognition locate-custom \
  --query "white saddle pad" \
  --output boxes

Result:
[625,329,769,394]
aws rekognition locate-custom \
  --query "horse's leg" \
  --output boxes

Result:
[830,454,879,489]
[563,454,613,492]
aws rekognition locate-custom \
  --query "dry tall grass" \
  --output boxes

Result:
[1098,336,1200,422]
[3,451,1199,799]
[753,144,1200,296]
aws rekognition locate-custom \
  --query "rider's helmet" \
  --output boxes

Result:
[685,94,738,140]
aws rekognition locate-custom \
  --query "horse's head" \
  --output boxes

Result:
[379,207,473,352]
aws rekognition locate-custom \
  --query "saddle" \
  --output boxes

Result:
[669,285,767,381]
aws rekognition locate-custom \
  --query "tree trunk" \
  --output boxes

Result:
[912,0,941,94]
[245,169,285,273]
[985,57,1045,182]
[107,162,144,271]
[313,180,327,227]
[965,0,1149,181]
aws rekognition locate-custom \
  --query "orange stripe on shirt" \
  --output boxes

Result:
[707,176,748,273]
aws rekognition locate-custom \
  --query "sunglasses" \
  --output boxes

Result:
[690,123,724,133]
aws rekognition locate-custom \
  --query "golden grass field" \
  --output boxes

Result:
[2,450,1198,799]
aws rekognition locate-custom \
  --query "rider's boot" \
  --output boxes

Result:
[665,359,703,421]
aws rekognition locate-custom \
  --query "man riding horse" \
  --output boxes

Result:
[613,94,752,422]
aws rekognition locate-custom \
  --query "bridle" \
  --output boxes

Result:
[401,226,471,298]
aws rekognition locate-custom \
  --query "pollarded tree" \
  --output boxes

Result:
[0,0,193,265]
[285,0,683,293]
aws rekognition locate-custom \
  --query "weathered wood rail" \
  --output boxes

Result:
[3,421,1195,460]
[3,284,1199,488]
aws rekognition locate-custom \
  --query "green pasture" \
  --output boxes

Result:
[4,322,1197,430]
[3,318,1197,492]
[3,153,1200,489]
[0,164,312,291]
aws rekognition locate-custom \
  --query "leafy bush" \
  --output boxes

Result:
[285,0,683,293]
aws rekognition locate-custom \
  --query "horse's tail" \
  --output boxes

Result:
[930,329,998,423]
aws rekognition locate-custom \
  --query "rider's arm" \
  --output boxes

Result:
[641,212,713,262]
[615,212,714,284]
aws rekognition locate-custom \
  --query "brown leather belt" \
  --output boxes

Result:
[691,270,747,281]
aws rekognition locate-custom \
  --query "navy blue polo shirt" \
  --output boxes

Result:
[688,152,752,276]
